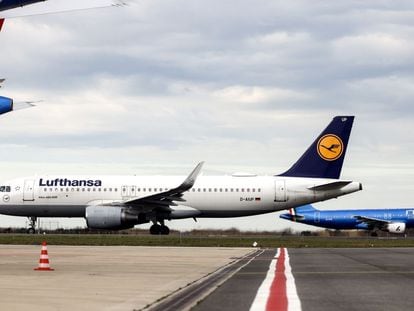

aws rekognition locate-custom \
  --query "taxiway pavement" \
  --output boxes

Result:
[0,245,251,311]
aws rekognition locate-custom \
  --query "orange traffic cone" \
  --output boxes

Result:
[34,241,54,271]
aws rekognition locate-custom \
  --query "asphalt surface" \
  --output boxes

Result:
[191,248,414,311]
[290,248,414,311]
[149,250,262,311]
[193,249,276,311]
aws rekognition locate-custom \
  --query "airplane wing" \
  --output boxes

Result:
[112,162,204,213]
[0,0,129,19]
[353,215,391,228]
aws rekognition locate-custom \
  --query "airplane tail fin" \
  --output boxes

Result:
[279,116,354,179]
[280,204,316,221]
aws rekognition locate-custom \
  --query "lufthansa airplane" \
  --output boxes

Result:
[0,0,128,31]
[280,205,414,235]
[0,116,362,234]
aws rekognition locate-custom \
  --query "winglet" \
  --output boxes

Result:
[179,162,204,191]
[0,19,4,32]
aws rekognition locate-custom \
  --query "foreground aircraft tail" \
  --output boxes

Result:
[279,116,354,179]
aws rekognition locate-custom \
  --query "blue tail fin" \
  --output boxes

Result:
[279,116,354,179]
[294,204,317,214]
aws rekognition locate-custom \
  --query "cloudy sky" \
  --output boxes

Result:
[0,0,414,231]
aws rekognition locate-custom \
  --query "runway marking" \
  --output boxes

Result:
[250,248,301,311]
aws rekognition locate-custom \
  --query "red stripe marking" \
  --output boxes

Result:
[266,248,288,311]
[0,19,4,32]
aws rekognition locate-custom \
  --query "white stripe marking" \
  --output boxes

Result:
[249,248,280,311]
[285,249,302,311]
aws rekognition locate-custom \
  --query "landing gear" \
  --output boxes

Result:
[149,221,170,235]
[27,216,37,234]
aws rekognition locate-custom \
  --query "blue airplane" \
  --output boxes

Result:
[280,205,414,234]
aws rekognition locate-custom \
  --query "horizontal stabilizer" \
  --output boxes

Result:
[308,181,352,191]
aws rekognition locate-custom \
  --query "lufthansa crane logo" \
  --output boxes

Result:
[317,134,343,161]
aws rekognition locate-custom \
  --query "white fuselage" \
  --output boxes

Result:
[0,175,361,219]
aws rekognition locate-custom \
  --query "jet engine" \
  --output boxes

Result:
[0,96,13,114]
[85,206,148,230]
[386,222,406,234]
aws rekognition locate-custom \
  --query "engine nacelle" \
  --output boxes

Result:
[386,222,406,234]
[85,206,148,230]
[0,96,13,115]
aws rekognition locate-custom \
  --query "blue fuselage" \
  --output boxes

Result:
[0,0,44,12]
[280,208,414,230]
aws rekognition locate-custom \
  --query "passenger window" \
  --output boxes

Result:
[0,186,4,192]
[247,188,250,192]
[208,188,212,192]
[252,189,255,192]
[214,188,217,192]
[219,188,222,192]
[258,188,261,192]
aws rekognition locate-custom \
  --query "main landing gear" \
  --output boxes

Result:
[27,216,37,234]
[149,220,170,235]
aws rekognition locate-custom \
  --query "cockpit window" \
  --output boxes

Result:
[0,186,10,192]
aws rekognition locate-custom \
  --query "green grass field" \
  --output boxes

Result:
[1,234,414,248]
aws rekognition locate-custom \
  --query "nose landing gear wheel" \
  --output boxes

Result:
[26,216,37,234]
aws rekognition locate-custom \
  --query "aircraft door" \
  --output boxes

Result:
[23,179,35,201]
[274,180,287,202]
